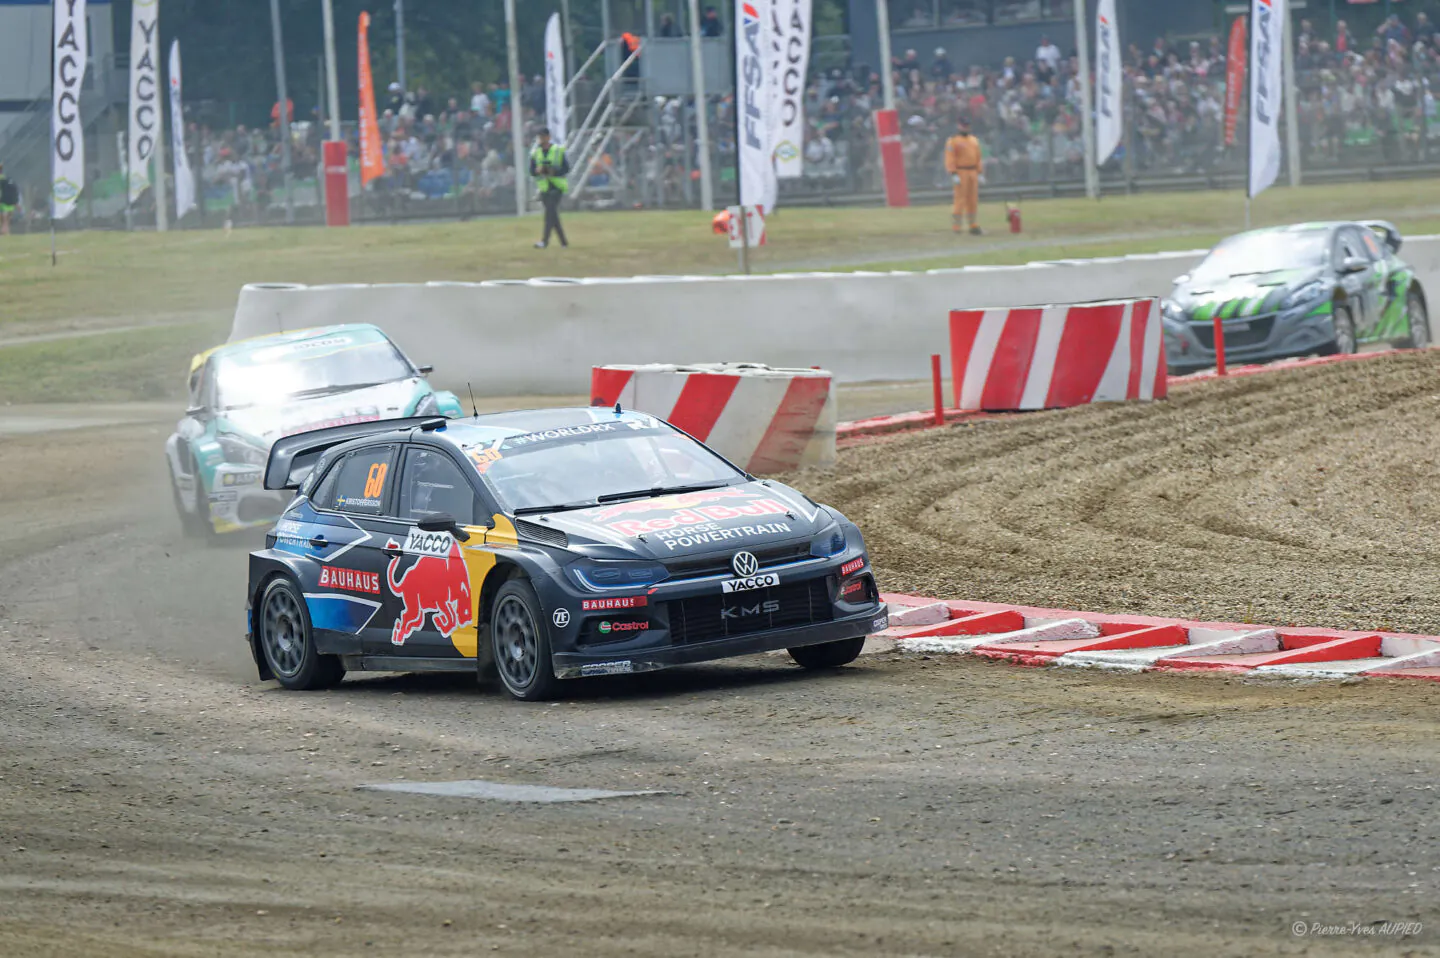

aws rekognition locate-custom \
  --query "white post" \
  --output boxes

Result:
[269,0,295,224]
[1075,0,1098,200]
[688,0,713,211]
[394,0,407,92]
[1283,3,1301,187]
[505,0,528,217]
[153,63,169,231]
[875,0,895,110]
[321,0,342,141]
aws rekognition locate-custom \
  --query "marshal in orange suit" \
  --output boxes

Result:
[944,117,984,235]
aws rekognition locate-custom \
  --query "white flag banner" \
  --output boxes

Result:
[51,0,88,219]
[1094,0,1122,165]
[1248,0,1285,198]
[169,39,196,219]
[736,0,777,212]
[544,13,566,144]
[127,0,160,204]
[771,0,810,179]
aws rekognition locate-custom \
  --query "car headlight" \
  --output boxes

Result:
[1283,280,1328,311]
[810,524,847,558]
[413,392,440,416]
[569,559,670,591]
[217,434,268,466]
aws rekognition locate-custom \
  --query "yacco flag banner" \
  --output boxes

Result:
[1094,0,1121,165]
[358,12,384,185]
[544,13,566,144]
[1248,0,1285,198]
[1224,16,1247,148]
[168,39,196,219]
[51,0,88,219]
[771,0,810,179]
[127,0,160,204]
[736,0,777,212]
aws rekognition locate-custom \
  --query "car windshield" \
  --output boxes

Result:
[1191,231,1329,284]
[469,423,745,513]
[215,336,413,410]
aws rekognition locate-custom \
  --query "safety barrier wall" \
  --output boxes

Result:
[229,237,1440,396]
[590,363,836,472]
[949,299,1165,411]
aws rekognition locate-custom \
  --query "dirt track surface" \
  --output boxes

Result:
[2,356,1439,957]
[805,351,1440,635]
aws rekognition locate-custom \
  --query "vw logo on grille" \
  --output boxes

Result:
[732,551,759,577]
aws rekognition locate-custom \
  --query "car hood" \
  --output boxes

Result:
[1171,267,1322,320]
[525,480,831,560]
[216,380,428,447]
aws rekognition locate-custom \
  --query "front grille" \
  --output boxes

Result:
[1192,315,1275,350]
[662,541,812,580]
[667,578,833,645]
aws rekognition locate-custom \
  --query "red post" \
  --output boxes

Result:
[322,140,350,227]
[931,353,945,426]
[1212,315,1227,376]
[873,109,909,208]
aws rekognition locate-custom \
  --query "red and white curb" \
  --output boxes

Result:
[874,593,1440,682]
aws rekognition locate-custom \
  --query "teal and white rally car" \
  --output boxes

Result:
[165,324,462,536]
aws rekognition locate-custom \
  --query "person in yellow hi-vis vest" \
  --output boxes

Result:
[944,117,984,235]
[530,127,570,249]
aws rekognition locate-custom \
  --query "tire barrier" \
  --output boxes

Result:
[590,363,836,473]
[948,298,1167,411]
[879,593,1440,681]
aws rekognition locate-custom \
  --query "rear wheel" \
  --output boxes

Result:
[1325,304,1357,356]
[788,637,866,670]
[1403,287,1430,349]
[490,579,562,701]
[257,577,345,690]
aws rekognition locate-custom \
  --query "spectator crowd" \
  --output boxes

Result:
[167,8,1440,221]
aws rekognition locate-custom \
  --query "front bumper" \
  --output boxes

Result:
[541,552,889,680]
[1164,302,1335,373]
[206,464,289,534]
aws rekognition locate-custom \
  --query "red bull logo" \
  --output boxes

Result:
[386,529,474,646]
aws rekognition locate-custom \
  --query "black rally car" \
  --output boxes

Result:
[247,408,888,700]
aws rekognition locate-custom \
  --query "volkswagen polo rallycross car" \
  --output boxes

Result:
[166,324,462,537]
[1162,221,1430,374]
[246,407,888,700]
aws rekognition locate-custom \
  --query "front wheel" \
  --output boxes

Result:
[1403,287,1431,349]
[788,637,866,670]
[169,456,209,538]
[257,577,345,690]
[490,579,562,701]
[1325,304,1357,356]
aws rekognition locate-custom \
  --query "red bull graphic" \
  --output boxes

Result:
[386,529,474,646]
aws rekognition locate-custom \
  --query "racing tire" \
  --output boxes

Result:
[1403,287,1431,349]
[170,457,209,539]
[490,578,562,701]
[1324,304,1358,356]
[256,576,346,691]
[788,637,867,670]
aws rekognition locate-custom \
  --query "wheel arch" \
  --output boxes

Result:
[248,554,312,682]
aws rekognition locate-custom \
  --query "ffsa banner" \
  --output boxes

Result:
[770,0,810,179]
[1248,0,1285,198]
[544,13,566,144]
[127,0,159,204]
[52,0,89,219]
[1094,0,1121,165]
[169,40,196,219]
[736,0,777,211]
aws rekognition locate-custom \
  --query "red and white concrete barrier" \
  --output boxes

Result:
[590,363,836,472]
[949,299,1167,411]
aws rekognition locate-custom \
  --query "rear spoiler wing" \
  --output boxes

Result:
[262,416,444,490]
[1360,220,1402,253]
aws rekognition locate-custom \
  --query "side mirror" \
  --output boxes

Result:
[1340,256,1369,275]
[417,514,470,542]
[186,404,209,419]
[416,364,434,375]
[1172,273,1190,286]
